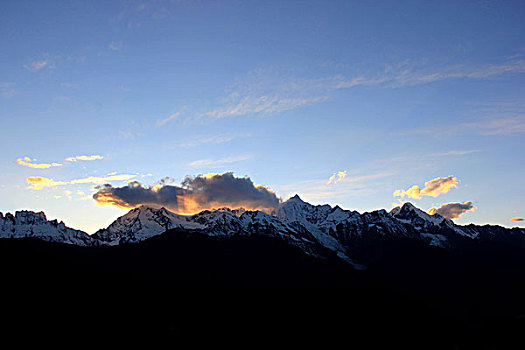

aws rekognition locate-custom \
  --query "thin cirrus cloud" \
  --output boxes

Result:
[15,157,62,169]
[24,60,50,71]
[65,155,104,162]
[0,82,16,98]
[427,201,477,220]
[510,218,524,222]
[278,171,395,202]
[177,133,250,148]
[23,53,55,71]
[92,172,280,215]
[394,176,458,200]
[26,173,136,190]
[156,111,182,126]
[188,155,251,168]
[192,57,525,121]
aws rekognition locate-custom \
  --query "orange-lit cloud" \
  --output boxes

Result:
[16,157,62,169]
[427,201,476,220]
[93,172,281,215]
[510,217,524,222]
[394,176,458,199]
[26,177,68,189]
[65,155,104,162]
[327,171,347,185]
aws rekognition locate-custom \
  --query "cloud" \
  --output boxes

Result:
[278,171,395,202]
[188,155,251,168]
[65,155,104,162]
[26,177,68,190]
[26,174,136,190]
[427,201,477,220]
[335,59,525,89]
[108,41,123,51]
[93,172,280,214]
[0,82,16,98]
[24,60,49,71]
[156,112,181,126]
[206,94,327,119]
[394,176,458,199]
[510,218,524,222]
[327,171,347,185]
[405,116,525,136]
[69,174,136,184]
[177,133,250,148]
[16,157,62,169]
[171,57,525,123]
[23,53,56,71]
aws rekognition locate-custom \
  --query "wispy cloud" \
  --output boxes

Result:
[279,171,395,202]
[510,217,524,223]
[188,155,251,168]
[205,95,327,119]
[24,54,55,71]
[192,57,525,122]
[65,155,104,162]
[26,173,136,190]
[15,157,62,169]
[399,99,525,136]
[332,59,525,89]
[0,82,16,98]
[108,41,123,51]
[156,111,181,126]
[177,133,250,148]
[69,174,136,185]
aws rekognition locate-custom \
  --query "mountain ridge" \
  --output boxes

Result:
[1,196,524,267]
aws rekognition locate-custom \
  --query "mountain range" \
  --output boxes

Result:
[2,195,525,348]
[2,195,524,268]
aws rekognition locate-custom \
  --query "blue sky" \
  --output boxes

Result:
[1,0,524,232]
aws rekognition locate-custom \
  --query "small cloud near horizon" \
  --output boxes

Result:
[428,201,476,220]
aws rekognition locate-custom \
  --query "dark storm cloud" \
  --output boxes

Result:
[93,172,280,214]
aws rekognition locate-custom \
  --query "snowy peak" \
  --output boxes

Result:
[390,202,446,227]
[0,210,93,246]
[93,205,203,244]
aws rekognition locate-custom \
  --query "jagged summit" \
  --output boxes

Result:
[0,210,93,246]
[287,194,304,202]
[390,202,447,226]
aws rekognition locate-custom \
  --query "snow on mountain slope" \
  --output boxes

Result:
[0,210,93,246]
[93,206,204,244]
[390,202,476,243]
[275,195,352,252]
[2,198,524,268]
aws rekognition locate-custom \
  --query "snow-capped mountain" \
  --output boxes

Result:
[93,206,204,245]
[0,210,94,246]
[2,196,524,267]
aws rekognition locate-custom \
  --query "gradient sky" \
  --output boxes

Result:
[1,0,524,233]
